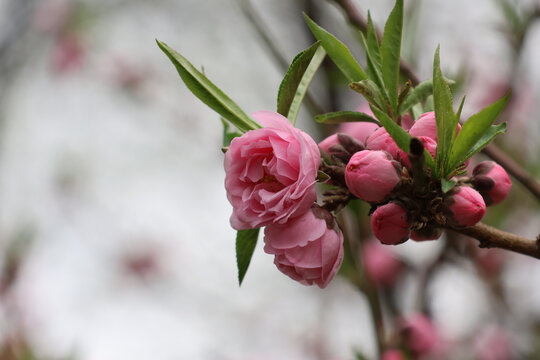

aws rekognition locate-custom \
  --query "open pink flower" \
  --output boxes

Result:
[264,207,344,288]
[224,111,320,230]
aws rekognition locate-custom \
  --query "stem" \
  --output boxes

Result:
[449,222,540,260]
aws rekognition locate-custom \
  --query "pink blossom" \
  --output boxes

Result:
[371,202,410,245]
[338,121,379,145]
[409,111,461,141]
[398,135,437,168]
[51,35,85,73]
[318,133,339,152]
[365,127,400,160]
[472,161,511,206]
[224,111,320,230]
[345,150,401,203]
[474,326,513,360]
[381,350,405,360]
[400,313,441,357]
[362,240,402,286]
[443,186,486,227]
[264,207,344,288]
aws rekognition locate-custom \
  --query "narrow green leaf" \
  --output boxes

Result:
[448,92,510,172]
[157,39,261,133]
[366,12,381,68]
[456,95,466,121]
[441,178,457,193]
[277,42,326,125]
[236,228,259,286]
[370,105,411,153]
[349,80,386,110]
[424,95,434,112]
[410,103,424,120]
[359,33,390,105]
[317,170,331,183]
[433,45,457,178]
[222,118,242,147]
[397,79,412,113]
[380,0,403,112]
[303,14,367,82]
[315,110,380,124]
[465,123,507,159]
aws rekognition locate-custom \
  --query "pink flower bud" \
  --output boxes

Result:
[345,150,401,203]
[362,240,402,286]
[443,186,486,227]
[318,134,339,152]
[472,161,511,205]
[371,202,410,245]
[365,127,400,160]
[264,207,344,288]
[398,135,437,168]
[381,350,406,360]
[338,121,380,145]
[400,314,441,357]
[225,111,320,230]
[409,111,461,141]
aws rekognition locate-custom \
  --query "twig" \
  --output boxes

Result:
[449,222,540,260]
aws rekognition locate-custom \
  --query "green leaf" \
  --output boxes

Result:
[371,105,411,153]
[448,92,510,172]
[236,228,259,286]
[221,118,242,147]
[349,80,386,110]
[317,170,331,183]
[277,42,326,125]
[359,33,390,107]
[401,79,433,115]
[366,12,381,69]
[380,0,403,113]
[156,39,261,133]
[456,95,466,121]
[303,14,367,82]
[432,45,457,179]
[441,178,457,193]
[315,110,380,125]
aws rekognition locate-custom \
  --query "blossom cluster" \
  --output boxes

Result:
[223,110,511,288]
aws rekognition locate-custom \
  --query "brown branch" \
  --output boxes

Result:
[329,0,540,203]
[330,0,420,85]
[449,222,540,260]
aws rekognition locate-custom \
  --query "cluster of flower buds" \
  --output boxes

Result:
[319,112,512,245]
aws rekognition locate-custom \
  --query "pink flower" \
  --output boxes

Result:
[318,133,339,152]
[381,350,405,360]
[224,111,320,230]
[371,202,410,245]
[474,325,513,360]
[400,314,441,357]
[345,150,401,203]
[443,186,486,227]
[338,121,380,145]
[472,161,511,206]
[264,207,344,288]
[365,127,401,160]
[409,111,461,141]
[51,34,85,73]
[398,135,437,168]
[362,240,402,286]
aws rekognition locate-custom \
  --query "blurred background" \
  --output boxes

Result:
[0,0,540,359]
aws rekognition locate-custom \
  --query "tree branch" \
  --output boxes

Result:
[449,222,540,260]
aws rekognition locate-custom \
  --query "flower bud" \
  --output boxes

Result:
[371,202,410,245]
[443,186,486,227]
[338,121,379,145]
[362,240,402,286]
[264,206,344,288]
[399,135,437,168]
[400,314,441,357]
[318,134,339,152]
[365,127,400,160]
[409,111,462,141]
[472,161,511,205]
[345,150,401,203]
[381,350,406,360]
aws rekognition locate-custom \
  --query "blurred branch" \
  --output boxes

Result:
[449,222,540,260]
[329,0,420,85]
[238,0,325,116]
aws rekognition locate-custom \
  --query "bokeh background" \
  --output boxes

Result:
[0,0,540,359]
